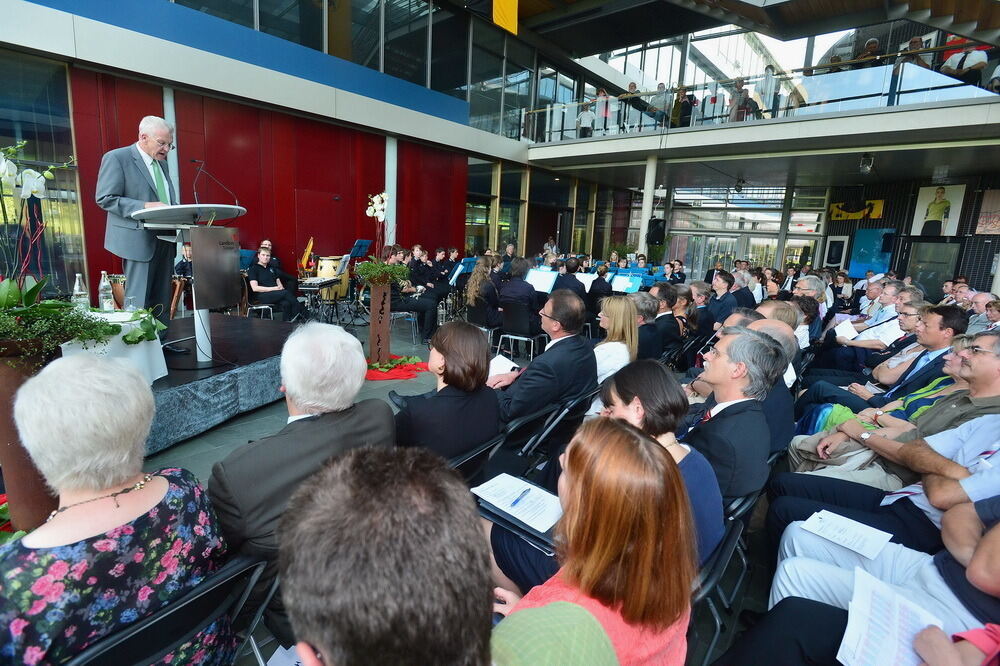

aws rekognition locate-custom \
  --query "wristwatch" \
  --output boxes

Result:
[859,432,872,441]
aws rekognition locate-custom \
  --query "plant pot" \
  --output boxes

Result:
[0,340,59,531]
[368,283,392,364]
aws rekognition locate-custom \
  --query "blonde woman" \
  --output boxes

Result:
[594,295,639,383]
[465,256,502,328]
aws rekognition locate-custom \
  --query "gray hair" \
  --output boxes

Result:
[796,275,825,296]
[733,270,749,288]
[138,115,174,136]
[902,300,930,312]
[280,323,366,413]
[14,355,153,492]
[899,286,924,303]
[749,319,799,365]
[720,326,786,399]
[629,291,659,323]
[882,279,905,296]
[972,330,1000,355]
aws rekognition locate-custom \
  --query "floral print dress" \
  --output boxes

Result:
[0,468,236,665]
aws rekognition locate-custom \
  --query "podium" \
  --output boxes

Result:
[131,204,246,364]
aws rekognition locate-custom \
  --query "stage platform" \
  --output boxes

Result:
[147,314,295,454]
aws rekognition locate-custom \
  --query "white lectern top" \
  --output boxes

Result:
[131,204,247,229]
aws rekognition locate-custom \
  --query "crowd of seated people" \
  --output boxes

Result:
[5,248,1000,666]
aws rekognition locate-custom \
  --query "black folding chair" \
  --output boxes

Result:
[519,386,601,458]
[66,556,265,665]
[685,520,745,666]
[465,297,501,351]
[497,302,548,361]
[482,404,561,480]
[448,432,505,483]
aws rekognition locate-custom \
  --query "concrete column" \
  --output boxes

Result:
[162,87,180,200]
[636,154,657,255]
[384,136,397,245]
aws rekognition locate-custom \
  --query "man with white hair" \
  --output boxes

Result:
[209,323,394,645]
[967,292,999,335]
[96,116,183,350]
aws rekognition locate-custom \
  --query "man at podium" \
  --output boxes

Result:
[96,115,187,353]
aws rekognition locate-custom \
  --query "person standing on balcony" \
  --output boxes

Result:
[852,38,885,68]
[895,36,930,74]
[728,78,751,123]
[648,82,669,127]
[941,42,988,86]
[575,102,596,139]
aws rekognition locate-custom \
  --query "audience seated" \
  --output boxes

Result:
[706,271,738,331]
[491,418,697,665]
[209,323,394,645]
[649,281,682,355]
[768,412,1000,562]
[552,256,587,301]
[592,295,638,384]
[811,279,908,371]
[789,295,819,349]
[466,256,503,328]
[248,246,304,321]
[499,257,542,335]
[731,270,757,309]
[968,292,1000,335]
[395,321,501,458]
[689,281,715,337]
[680,326,780,502]
[794,305,966,418]
[790,333,1000,490]
[600,361,725,564]
[279,447,492,666]
[630,291,663,360]
[672,284,693,336]
[0,356,234,664]
[746,319,799,454]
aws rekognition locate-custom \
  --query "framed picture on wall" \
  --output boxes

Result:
[906,242,960,303]
[975,189,1000,234]
[847,228,893,277]
[823,236,849,269]
[910,184,966,237]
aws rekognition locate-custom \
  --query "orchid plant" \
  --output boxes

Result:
[0,140,76,286]
[365,191,388,260]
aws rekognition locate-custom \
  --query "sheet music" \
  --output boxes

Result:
[837,568,942,666]
[575,273,598,293]
[489,354,519,377]
[472,473,562,533]
[610,275,641,293]
[526,268,558,293]
[801,510,892,560]
[834,319,860,340]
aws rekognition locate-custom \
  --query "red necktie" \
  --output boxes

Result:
[700,410,712,424]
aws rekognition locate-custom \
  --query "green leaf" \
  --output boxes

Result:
[0,280,22,309]
[25,277,51,305]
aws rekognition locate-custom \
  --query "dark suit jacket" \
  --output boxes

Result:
[704,269,721,283]
[637,322,663,360]
[553,273,587,301]
[396,385,501,459]
[208,401,395,644]
[695,306,715,338]
[762,379,795,454]
[654,312,682,353]
[498,335,597,423]
[683,399,770,501]
[500,277,541,332]
[871,350,947,408]
[733,287,756,310]
[587,277,612,314]
[865,334,917,369]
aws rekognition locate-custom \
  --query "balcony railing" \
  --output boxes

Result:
[515,46,999,144]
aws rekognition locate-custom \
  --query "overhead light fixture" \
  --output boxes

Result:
[859,153,874,175]
[554,177,560,181]
[734,178,746,193]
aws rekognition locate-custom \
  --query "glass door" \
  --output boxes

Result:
[668,234,739,282]
[783,237,818,269]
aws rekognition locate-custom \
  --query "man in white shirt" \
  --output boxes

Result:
[575,103,597,138]
[941,43,988,86]
[988,62,1000,93]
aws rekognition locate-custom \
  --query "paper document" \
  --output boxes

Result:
[526,268,558,293]
[834,319,860,340]
[800,510,892,560]
[267,645,304,666]
[472,473,563,533]
[837,568,942,666]
[575,273,598,293]
[489,354,519,377]
[610,275,642,293]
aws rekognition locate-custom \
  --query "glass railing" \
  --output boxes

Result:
[516,48,1000,144]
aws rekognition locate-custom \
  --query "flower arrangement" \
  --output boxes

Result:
[365,192,388,260]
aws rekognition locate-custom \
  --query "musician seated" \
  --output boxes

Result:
[248,247,304,322]
[259,238,297,293]
[174,243,193,279]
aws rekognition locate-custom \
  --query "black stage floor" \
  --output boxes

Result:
[154,314,297,389]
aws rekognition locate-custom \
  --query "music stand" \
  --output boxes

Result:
[447,263,465,287]
[334,254,351,277]
[349,239,372,259]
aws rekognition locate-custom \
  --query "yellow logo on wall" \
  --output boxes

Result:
[829,200,885,220]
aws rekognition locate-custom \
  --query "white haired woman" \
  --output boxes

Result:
[0,355,233,664]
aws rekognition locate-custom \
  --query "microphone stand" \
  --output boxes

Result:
[189,159,240,207]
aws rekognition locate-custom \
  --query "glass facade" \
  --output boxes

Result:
[176,0,254,29]
[466,158,494,254]
[328,0,381,70]
[0,49,84,296]
[429,5,469,99]
[259,0,323,50]
[469,22,505,134]
[384,0,431,85]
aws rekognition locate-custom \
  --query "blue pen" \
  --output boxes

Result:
[510,488,530,507]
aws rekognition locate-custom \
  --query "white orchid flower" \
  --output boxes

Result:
[0,157,16,190]
[375,212,385,222]
[17,169,46,199]
[366,206,376,217]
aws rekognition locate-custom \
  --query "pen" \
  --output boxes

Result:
[510,488,530,507]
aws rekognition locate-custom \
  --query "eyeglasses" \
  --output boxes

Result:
[539,311,562,326]
[966,345,998,357]
[152,137,175,150]
[898,312,920,318]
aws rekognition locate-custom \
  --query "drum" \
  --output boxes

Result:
[317,256,348,300]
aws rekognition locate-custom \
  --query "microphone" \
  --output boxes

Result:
[188,159,239,207]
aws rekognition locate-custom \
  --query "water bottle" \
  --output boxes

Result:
[71,273,89,311]
[98,271,114,312]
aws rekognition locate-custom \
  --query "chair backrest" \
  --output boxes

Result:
[65,557,265,665]
[466,297,493,328]
[724,490,761,524]
[520,386,600,457]
[501,301,535,337]
[501,403,560,453]
[692,519,744,604]
[448,432,505,483]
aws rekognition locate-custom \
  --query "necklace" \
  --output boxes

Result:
[46,474,154,523]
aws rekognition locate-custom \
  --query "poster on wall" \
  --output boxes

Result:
[910,184,966,237]
[906,242,960,303]
[829,200,885,220]
[975,189,1000,234]
[824,236,849,269]
[847,228,893,277]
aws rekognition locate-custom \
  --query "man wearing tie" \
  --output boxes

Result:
[96,116,184,351]
[780,265,798,292]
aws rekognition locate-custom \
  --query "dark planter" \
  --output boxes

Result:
[0,340,59,531]
[368,283,392,364]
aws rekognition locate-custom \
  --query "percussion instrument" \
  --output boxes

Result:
[317,256,349,300]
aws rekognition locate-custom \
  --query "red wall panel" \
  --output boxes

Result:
[396,141,466,252]
[70,69,463,293]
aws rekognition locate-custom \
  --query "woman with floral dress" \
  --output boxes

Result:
[0,355,234,665]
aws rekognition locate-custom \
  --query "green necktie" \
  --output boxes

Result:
[152,160,169,204]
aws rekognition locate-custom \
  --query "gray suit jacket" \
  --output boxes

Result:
[96,144,177,262]
[207,400,395,645]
